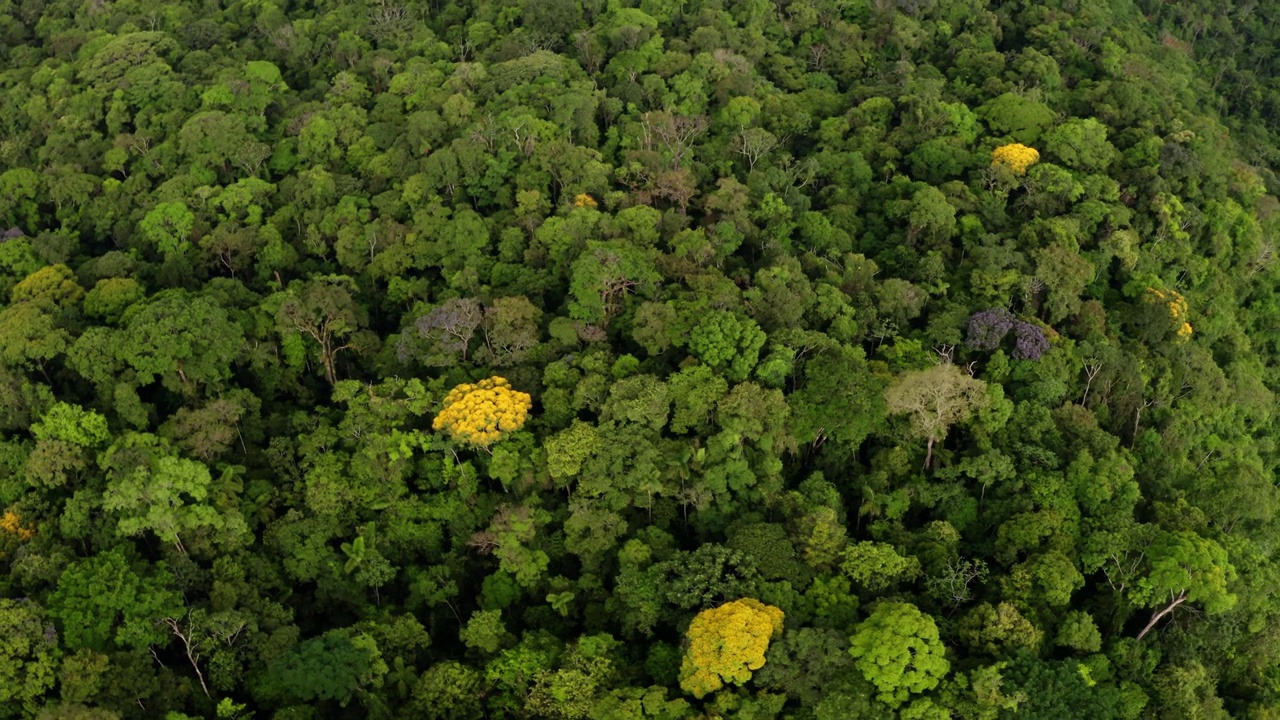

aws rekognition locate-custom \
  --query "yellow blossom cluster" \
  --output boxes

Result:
[991,143,1041,175]
[1,509,35,558]
[1147,287,1193,340]
[432,377,532,446]
[573,193,598,208]
[1,510,34,541]
[679,598,785,699]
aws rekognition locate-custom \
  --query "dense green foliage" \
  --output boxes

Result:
[2,0,1280,717]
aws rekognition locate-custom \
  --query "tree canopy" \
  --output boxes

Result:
[1,0,1280,716]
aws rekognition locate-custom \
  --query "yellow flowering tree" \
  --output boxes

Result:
[573,193,598,208]
[991,143,1040,175]
[433,377,532,447]
[679,598,784,699]
[1146,288,1193,340]
[0,509,35,559]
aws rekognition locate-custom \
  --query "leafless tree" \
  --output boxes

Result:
[413,298,484,363]
[162,615,211,699]
[642,111,708,171]
[1082,361,1102,405]
[926,557,989,609]
[733,127,779,170]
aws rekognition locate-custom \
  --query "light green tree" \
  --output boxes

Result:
[841,541,922,592]
[0,303,70,370]
[1043,118,1116,172]
[412,661,484,719]
[668,364,729,434]
[1055,611,1102,653]
[83,278,144,323]
[601,375,670,431]
[1132,531,1237,640]
[567,241,660,326]
[907,186,957,246]
[980,92,1056,144]
[545,420,602,484]
[12,264,84,309]
[31,402,110,448]
[849,602,950,707]
[102,439,247,554]
[25,402,112,489]
[459,610,511,654]
[139,202,196,256]
[958,602,1044,655]
[1034,243,1095,323]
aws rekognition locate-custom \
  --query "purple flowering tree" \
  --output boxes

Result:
[1011,322,1049,360]
[965,308,1048,360]
[965,309,1016,351]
